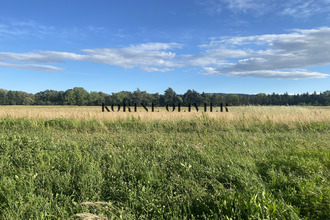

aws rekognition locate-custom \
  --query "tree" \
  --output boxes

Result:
[164,87,180,105]
[322,90,330,105]
[74,87,89,106]
[0,89,8,105]
[19,91,34,105]
[35,90,64,105]
[255,93,267,105]
[182,90,203,106]
[63,89,75,105]
[88,91,102,105]
[200,92,209,104]
[152,93,161,106]
[130,89,154,106]
[226,94,240,106]
[63,87,89,105]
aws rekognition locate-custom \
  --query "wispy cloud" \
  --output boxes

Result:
[279,0,330,17]
[197,0,330,18]
[196,0,223,15]
[0,19,114,42]
[204,68,327,79]
[0,62,62,72]
[0,28,329,79]
[224,0,267,14]
[0,20,55,39]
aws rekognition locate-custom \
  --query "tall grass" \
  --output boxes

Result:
[0,106,329,219]
[0,105,329,122]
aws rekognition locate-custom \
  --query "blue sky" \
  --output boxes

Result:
[0,0,330,94]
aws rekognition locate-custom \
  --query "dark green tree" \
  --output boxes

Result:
[88,91,102,105]
[183,90,203,106]
[164,87,181,105]
[63,87,89,105]
[0,89,8,105]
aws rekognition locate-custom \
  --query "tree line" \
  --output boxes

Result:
[0,87,329,106]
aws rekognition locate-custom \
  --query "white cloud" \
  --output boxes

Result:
[279,0,330,17]
[0,28,329,79]
[204,27,330,78]
[224,0,266,13]
[198,0,330,17]
[0,51,85,63]
[80,43,181,69]
[203,68,328,79]
[0,62,62,72]
[0,43,181,72]
[142,67,174,72]
[178,46,247,67]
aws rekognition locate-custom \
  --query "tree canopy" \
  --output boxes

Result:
[0,87,329,106]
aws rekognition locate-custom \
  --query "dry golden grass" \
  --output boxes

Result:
[74,213,107,220]
[0,105,329,123]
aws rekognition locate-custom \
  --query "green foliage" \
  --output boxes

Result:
[164,87,181,105]
[35,90,64,105]
[0,117,329,219]
[1,87,330,106]
[64,87,89,106]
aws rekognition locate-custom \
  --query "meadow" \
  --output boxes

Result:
[0,106,329,219]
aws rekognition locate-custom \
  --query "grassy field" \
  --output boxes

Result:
[1,105,329,122]
[0,106,329,219]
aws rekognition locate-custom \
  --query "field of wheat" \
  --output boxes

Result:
[0,106,329,219]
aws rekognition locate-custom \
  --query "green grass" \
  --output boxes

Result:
[0,115,329,219]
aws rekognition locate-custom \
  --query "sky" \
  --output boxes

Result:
[0,0,330,95]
